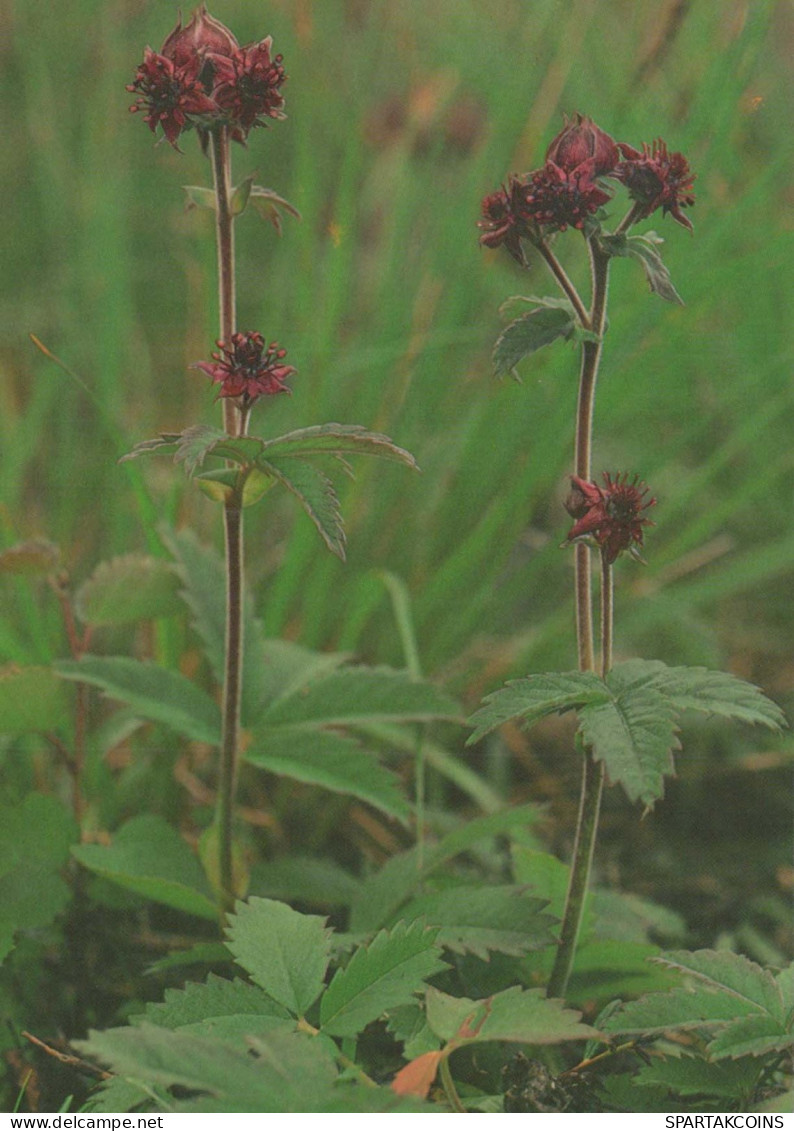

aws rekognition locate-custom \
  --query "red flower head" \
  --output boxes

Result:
[564,472,656,564]
[546,113,619,177]
[616,139,696,231]
[520,159,613,234]
[127,45,218,147]
[193,331,296,405]
[477,175,534,264]
[209,37,287,139]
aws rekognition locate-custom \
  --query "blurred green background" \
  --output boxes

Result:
[1,0,792,946]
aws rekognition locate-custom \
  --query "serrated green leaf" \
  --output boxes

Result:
[603,948,793,1058]
[249,185,301,234]
[320,921,446,1037]
[225,898,332,1017]
[161,528,348,727]
[655,949,785,1020]
[636,1053,761,1101]
[492,306,575,378]
[118,433,181,462]
[397,885,557,958]
[0,794,78,963]
[256,423,418,468]
[0,539,60,575]
[138,975,291,1030]
[350,804,542,933]
[0,664,70,734]
[612,659,786,730]
[172,425,231,476]
[425,985,596,1045]
[386,1001,441,1058]
[497,294,576,319]
[71,815,216,920]
[258,665,462,728]
[775,962,794,1011]
[77,1023,338,1112]
[467,670,607,743]
[263,457,347,559]
[55,655,220,744]
[74,554,182,626]
[601,232,684,304]
[244,727,411,824]
[579,681,679,805]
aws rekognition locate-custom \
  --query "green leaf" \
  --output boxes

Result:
[425,985,596,1045]
[350,804,541,933]
[603,948,793,1059]
[225,898,332,1017]
[492,306,575,378]
[397,885,557,958]
[138,974,291,1030]
[467,670,607,743]
[249,184,302,233]
[320,921,446,1037]
[0,794,78,962]
[71,815,216,920]
[183,185,217,212]
[250,855,362,908]
[256,423,418,468]
[263,457,347,559]
[636,1054,761,1100]
[0,664,70,734]
[613,659,787,730]
[258,665,462,728]
[77,1023,338,1113]
[578,678,679,805]
[601,231,684,305]
[118,432,181,462]
[55,655,220,744]
[497,293,576,319]
[119,426,227,475]
[230,173,254,216]
[0,539,60,575]
[74,554,182,626]
[244,727,411,824]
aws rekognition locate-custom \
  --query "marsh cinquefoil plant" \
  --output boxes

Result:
[1,22,791,1114]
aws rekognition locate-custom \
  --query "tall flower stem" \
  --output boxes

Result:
[210,125,244,911]
[548,236,611,999]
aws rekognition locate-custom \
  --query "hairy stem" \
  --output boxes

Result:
[548,237,611,1000]
[210,126,244,912]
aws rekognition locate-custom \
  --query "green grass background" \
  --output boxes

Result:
[2,0,792,702]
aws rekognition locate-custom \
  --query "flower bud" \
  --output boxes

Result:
[546,114,619,177]
[161,4,239,66]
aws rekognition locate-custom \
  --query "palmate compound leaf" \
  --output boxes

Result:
[225,897,332,1018]
[469,660,785,807]
[492,304,576,379]
[603,949,794,1060]
[319,920,448,1038]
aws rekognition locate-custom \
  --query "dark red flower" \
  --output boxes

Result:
[127,46,218,147]
[160,4,239,68]
[616,139,696,231]
[209,37,287,138]
[193,331,296,404]
[564,472,656,564]
[477,175,534,264]
[546,113,619,177]
[521,159,612,234]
